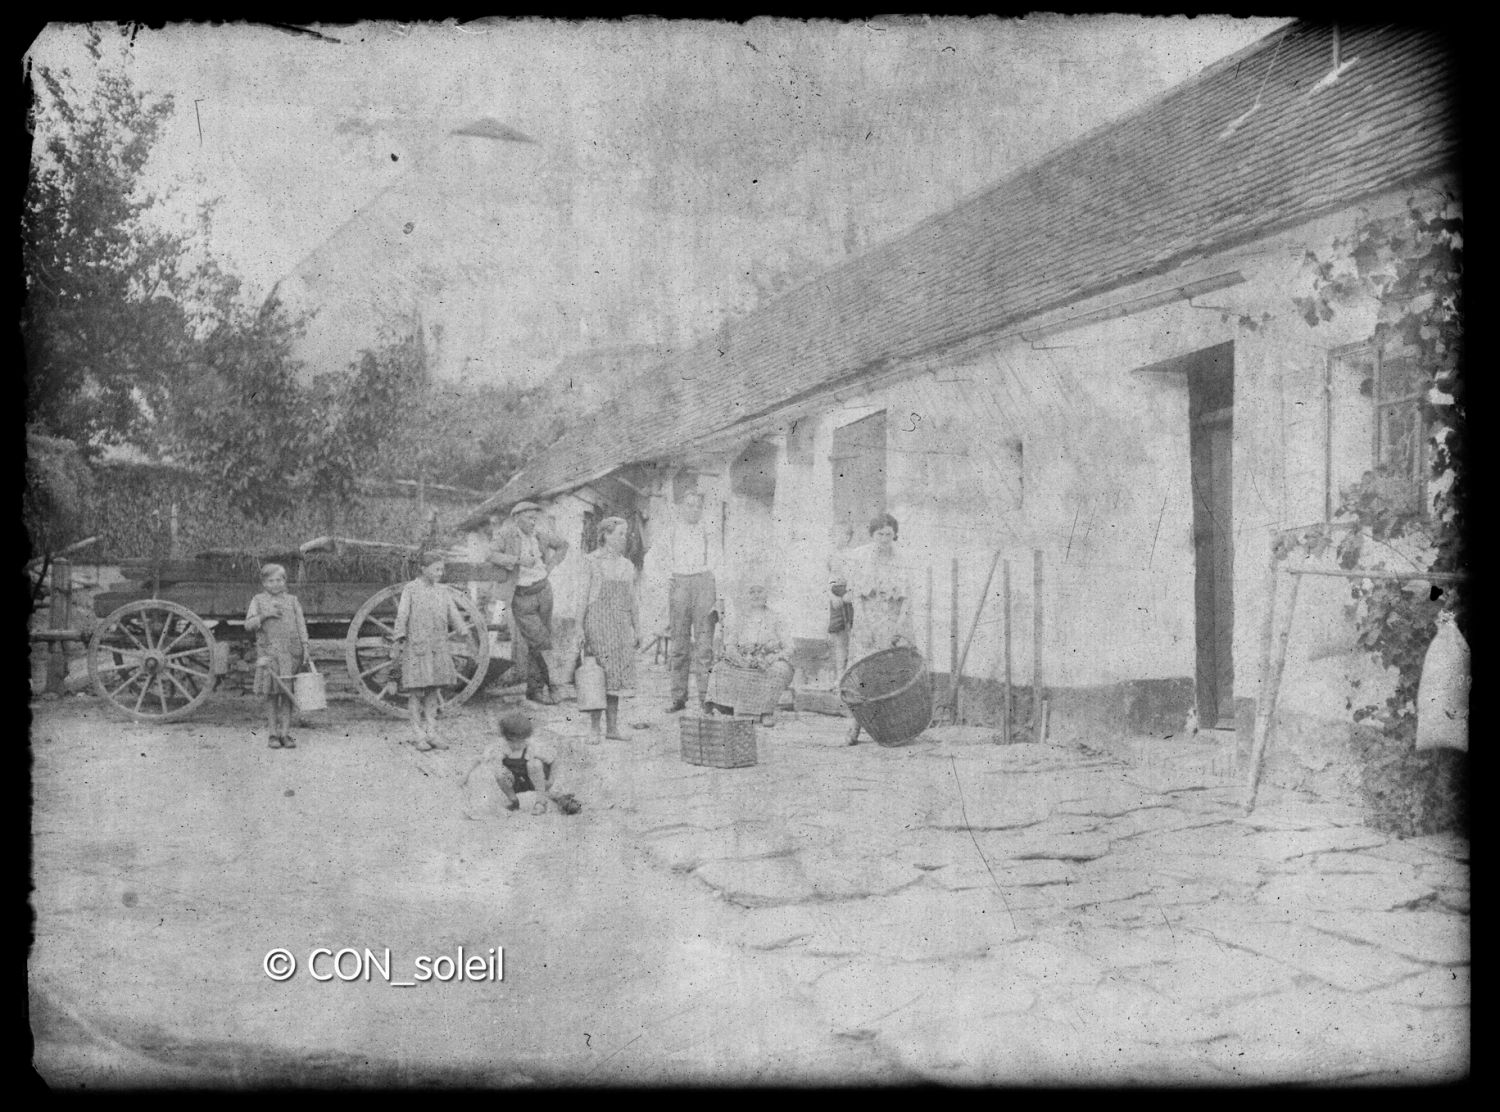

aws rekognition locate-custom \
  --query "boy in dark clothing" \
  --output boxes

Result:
[463,711,582,817]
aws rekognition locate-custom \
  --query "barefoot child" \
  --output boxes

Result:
[462,711,582,817]
[245,563,311,749]
[579,516,639,743]
[393,552,467,752]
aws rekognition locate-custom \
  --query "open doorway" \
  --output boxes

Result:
[830,410,887,549]
[1186,343,1235,727]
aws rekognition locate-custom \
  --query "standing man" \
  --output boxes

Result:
[488,501,570,706]
[662,489,719,713]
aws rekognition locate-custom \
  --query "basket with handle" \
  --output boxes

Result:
[704,660,792,716]
[839,646,932,746]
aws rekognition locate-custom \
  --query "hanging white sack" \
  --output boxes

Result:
[1416,611,1469,752]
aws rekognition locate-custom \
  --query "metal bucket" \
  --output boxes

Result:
[575,656,607,710]
[293,670,328,713]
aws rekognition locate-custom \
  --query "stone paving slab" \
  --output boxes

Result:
[691,857,816,907]
[1124,942,1305,1005]
[1434,887,1468,913]
[921,797,1053,832]
[1177,916,1426,992]
[1054,788,1173,819]
[797,853,922,901]
[742,887,1029,961]
[1363,965,1470,1011]
[1102,847,1268,891]
[1094,806,1210,839]
[1205,987,1468,1082]
[877,1008,1223,1085]
[1033,975,1240,1045]
[1413,857,1471,888]
[1363,833,1469,866]
[1255,873,1436,913]
[1235,826,1390,862]
[1122,821,1255,858]
[811,955,1038,1038]
[1310,910,1469,966]
[1298,850,1424,877]
[1237,800,1371,830]
[977,831,1114,862]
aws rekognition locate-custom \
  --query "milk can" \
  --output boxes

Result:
[575,655,607,711]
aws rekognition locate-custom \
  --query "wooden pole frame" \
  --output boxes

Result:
[1032,549,1044,738]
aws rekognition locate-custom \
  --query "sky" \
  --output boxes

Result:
[26,17,1292,383]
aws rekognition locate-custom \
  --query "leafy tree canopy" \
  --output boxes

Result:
[23,28,442,527]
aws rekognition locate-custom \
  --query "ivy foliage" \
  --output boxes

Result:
[1287,192,1465,836]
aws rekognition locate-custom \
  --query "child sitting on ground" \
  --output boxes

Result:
[462,710,582,817]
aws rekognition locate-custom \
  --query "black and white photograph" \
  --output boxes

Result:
[24,17,1468,1087]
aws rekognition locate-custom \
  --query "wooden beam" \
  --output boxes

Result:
[1244,571,1302,813]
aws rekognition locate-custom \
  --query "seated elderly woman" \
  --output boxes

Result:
[703,580,794,725]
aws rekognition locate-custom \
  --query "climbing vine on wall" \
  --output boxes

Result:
[1283,191,1465,836]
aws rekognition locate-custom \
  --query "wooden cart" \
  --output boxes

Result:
[85,538,506,722]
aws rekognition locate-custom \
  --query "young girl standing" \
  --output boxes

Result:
[578,517,639,742]
[393,552,467,751]
[245,563,311,749]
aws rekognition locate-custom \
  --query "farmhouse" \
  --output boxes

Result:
[466,22,1458,779]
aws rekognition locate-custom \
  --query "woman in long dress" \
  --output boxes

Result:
[706,580,794,724]
[579,516,638,742]
[393,552,467,751]
[834,512,916,744]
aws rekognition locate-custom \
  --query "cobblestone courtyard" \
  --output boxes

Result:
[29,660,1469,1086]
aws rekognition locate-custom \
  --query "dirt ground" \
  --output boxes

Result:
[29,666,1469,1087]
[28,686,895,1087]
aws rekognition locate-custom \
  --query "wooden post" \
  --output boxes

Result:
[1002,559,1012,746]
[417,476,426,520]
[1244,570,1301,813]
[46,558,72,694]
[1032,548,1044,738]
[949,557,960,720]
[169,501,180,559]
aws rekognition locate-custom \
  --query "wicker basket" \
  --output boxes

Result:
[680,715,758,768]
[839,646,932,746]
[704,660,792,716]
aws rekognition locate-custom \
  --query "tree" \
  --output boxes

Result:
[23,27,198,450]
[1286,191,1465,836]
[24,28,427,527]
[365,377,570,493]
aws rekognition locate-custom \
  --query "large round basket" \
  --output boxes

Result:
[839,646,932,746]
[705,660,793,716]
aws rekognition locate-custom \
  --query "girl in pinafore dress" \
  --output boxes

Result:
[578,517,639,742]
[393,552,468,751]
[245,563,311,749]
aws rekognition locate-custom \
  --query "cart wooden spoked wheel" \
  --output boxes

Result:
[87,599,218,722]
[344,584,490,718]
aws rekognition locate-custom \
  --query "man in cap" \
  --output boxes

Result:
[486,501,570,705]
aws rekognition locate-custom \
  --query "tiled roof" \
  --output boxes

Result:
[488,21,1457,511]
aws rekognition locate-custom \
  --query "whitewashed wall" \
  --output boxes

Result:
[533,179,1451,727]
[747,182,1446,722]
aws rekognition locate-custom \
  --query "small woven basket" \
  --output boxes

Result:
[680,715,758,768]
